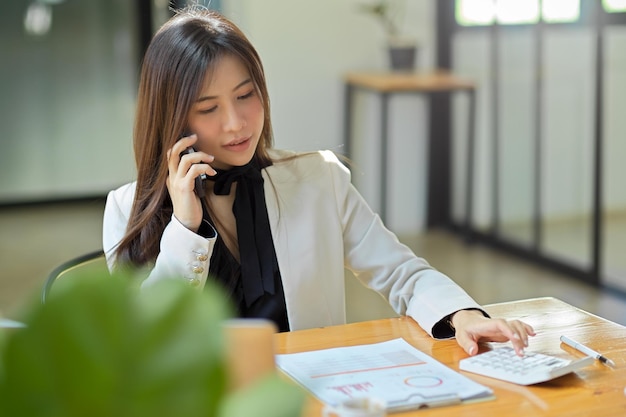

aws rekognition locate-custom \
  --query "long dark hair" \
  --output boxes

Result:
[114,7,274,267]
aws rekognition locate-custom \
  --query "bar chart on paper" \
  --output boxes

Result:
[275,338,493,411]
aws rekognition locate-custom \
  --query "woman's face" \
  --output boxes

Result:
[187,54,264,170]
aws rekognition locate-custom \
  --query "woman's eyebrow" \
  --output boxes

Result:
[196,79,253,102]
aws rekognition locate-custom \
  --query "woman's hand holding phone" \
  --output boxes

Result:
[166,134,216,232]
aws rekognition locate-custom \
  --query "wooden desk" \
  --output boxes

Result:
[343,71,476,230]
[275,297,626,416]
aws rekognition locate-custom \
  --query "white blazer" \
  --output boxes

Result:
[103,150,483,335]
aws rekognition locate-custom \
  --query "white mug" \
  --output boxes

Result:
[323,397,387,417]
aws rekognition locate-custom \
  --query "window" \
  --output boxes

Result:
[456,0,581,26]
[496,0,540,24]
[604,0,626,13]
[456,0,496,26]
[543,0,580,23]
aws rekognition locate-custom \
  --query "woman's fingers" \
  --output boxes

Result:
[172,135,216,180]
[165,134,215,232]
[454,312,536,357]
[168,136,215,187]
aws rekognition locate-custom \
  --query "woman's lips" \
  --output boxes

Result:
[223,136,251,152]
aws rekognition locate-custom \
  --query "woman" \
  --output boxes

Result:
[103,7,534,356]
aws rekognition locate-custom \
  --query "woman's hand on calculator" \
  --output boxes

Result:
[451,310,536,357]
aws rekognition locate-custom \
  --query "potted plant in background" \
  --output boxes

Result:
[358,0,418,71]
[0,272,305,417]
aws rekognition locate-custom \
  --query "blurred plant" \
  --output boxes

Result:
[0,271,304,417]
[357,0,407,38]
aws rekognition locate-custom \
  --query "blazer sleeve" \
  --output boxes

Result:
[323,151,486,338]
[102,182,217,290]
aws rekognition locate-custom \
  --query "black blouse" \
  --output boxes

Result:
[205,232,289,332]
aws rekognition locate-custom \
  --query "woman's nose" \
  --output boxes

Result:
[222,103,245,132]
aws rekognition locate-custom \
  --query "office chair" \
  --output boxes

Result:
[41,249,106,304]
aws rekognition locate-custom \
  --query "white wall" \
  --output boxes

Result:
[223,0,437,234]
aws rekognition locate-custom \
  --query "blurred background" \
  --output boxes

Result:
[1,0,625,324]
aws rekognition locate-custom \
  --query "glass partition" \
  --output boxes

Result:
[540,27,595,268]
[451,30,493,231]
[497,28,536,246]
[450,0,626,291]
[602,26,626,292]
[0,0,139,202]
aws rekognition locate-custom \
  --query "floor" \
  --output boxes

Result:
[0,199,106,316]
[1,200,625,329]
[497,211,626,291]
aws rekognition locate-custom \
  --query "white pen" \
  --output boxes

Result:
[560,335,615,367]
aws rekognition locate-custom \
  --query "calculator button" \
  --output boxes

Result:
[459,346,594,385]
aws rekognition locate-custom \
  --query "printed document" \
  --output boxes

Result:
[275,338,493,412]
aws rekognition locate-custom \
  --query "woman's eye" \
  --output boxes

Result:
[238,90,255,100]
[199,106,217,114]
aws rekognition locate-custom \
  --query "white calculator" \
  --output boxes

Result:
[459,346,594,385]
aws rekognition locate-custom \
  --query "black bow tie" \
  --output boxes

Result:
[209,161,278,307]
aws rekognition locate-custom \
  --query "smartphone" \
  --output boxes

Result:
[179,142,207,199]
